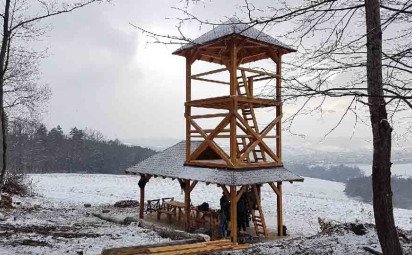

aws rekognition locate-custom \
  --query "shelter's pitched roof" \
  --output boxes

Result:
[173,18,296,54]
[125,141,303,185]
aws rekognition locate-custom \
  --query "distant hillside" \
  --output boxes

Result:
[8,120,156,174]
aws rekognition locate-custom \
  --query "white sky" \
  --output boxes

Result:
[37,0,381,145]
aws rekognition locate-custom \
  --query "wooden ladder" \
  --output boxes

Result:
[247,185,268,238]
[236,70,266,163]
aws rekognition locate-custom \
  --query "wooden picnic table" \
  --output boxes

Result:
[157,200,186,223]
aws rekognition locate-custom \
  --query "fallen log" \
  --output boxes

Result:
[101,239,201,255]
[92,213,209,242]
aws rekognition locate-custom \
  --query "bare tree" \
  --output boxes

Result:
[136,0,412,253]
[0,0,107,191]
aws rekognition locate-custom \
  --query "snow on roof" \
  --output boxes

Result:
[125,141,304,185]
[173,18,296,54]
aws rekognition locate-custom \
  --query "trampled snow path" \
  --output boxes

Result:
[30,173,412,236]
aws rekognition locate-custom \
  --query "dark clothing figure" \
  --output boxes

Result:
[219,194,230,237]
[220,195,230,221]
[218,209,227,237]
[197,202,209,211]
[237,196,248,232]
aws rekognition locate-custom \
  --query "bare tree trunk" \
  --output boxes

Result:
[364,0,402,254]
[0,0,10,191]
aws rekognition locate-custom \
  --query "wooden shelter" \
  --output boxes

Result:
[126,19,303,244]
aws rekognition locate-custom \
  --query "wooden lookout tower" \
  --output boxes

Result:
[126,19,304,244]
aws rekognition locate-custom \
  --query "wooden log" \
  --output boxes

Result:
[101,239,201,255]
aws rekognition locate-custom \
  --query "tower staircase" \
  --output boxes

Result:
[247,185,268,237]
[236,70,266,163]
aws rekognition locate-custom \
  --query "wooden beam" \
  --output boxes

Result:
[230,185,238,244]
[276,54,282,163]
[190,113,228,119]
[185,57,192,163]
[189,117,233,167]
[191,68,227,78]
[192,77,230,85]
[189,181,198,193]
[235,185,248,203]
[237,67,276,78]
[276,181,283,236]
[229,41,238,166]
[220,185,230,198]
[138,174,151,219]
[185,180,192,232]
[269,182,280,196]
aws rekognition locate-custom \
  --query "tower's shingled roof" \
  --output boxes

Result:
[173,18,296,54]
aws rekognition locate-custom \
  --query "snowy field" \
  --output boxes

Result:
[29,173,412,236]
[1,173,411,254]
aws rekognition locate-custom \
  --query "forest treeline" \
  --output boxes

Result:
[345,176,412,210]
[7,119,156,174]
[287,164,364,182]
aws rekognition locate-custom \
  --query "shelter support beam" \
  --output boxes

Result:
[276,182,283,236]
[138,174,151,219]
[184,179,197,232]
[230,185,238,244]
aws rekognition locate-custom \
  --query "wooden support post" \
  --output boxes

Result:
[229,40,238,165]
[184,180,191,232]
[230,185,238,244]
[138,174,150,219]
[275,54,282,163]
[276,181,283,236]
[185,57,192,163]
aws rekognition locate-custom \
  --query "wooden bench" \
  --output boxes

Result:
[146,197,174,214]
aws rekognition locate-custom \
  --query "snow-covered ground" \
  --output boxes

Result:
[29,173,412,236]
[1,173,411,254]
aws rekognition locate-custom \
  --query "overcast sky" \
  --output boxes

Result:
[36,0,381,146]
